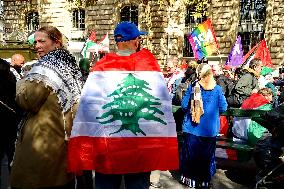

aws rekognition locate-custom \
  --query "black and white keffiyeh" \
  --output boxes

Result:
[10,67,22,81]
[25,48,83,113]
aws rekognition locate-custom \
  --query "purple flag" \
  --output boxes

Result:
[225,36,244,67]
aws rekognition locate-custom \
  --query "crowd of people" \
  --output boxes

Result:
[165,54,284,188]
[0,21,284,189]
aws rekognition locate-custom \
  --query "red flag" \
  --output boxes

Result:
[241,93,270,110]
[88,30,97,42]
[242,39,273,68]
[254,40,273,67]
[68,49,179,174]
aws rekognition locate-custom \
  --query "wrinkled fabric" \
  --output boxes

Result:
[232,92,272,145]
[227,69,259,107]
[10,81,77,188]
[26,48,83,113]
[10,49,82,188]
[68,48,178,174]
[190,82,204,124]
[181,84,227,137]
[241,93,270,109]
[180,133,216,185]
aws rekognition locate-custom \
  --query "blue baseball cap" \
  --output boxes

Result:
[114,21,147,42]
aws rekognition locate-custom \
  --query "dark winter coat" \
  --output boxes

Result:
[227,68,259,107]
[0,58,19,138]
[215,74,235,97]
[252,104,284,145]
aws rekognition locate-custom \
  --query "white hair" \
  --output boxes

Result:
[197,63,212,79]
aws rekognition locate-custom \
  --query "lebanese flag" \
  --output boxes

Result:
[68,49,179,174]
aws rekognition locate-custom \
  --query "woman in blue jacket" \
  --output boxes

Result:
[180,63,228,189]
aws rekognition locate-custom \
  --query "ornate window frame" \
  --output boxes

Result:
[238,0,266,54]
[183,4,207,57]
[120,4,138,25]
[26,11,39,33]
[72,8,86,30]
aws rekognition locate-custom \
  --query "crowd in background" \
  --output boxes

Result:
[165,58,284,109]
[164,57,284,188]
[1,21,284,189]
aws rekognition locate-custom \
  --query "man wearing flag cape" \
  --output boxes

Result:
[68,21,179,189]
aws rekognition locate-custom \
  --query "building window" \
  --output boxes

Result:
[0,1,3,16]
[72,9,85,30]
[26,11,39,32]
[183,5,207,57]
[120,5,138,25]
[238,31,264,54]
[239,0,266,54]
[240,0,266,21]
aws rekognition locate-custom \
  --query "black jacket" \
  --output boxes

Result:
[215,74,235,97]
[0,58,21,138]
[252,104,284,145]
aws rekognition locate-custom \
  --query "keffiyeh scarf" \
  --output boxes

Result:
[190,82,204,124]
[10,67,22,81]
[25,48,83,113]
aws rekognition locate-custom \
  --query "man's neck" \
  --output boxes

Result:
[116,49,135,56]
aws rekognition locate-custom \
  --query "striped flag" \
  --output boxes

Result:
[242,39,273,68]
[88,33,109,55]
[68,48,179,174]
[188,19,219,60]
[81,31,97,58]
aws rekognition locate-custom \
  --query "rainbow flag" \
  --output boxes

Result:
[188,19,219,60]
[68,48,179,174]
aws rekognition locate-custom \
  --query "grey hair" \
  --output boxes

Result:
[196,63,212,80]
[258,88,273,97]
[249,59,262,69]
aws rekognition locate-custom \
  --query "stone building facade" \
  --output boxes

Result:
[1,0,284,66]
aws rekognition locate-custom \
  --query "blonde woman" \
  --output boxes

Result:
[10,26,83,189]
[180,63,227,189]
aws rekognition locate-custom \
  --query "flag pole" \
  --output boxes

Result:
[240,40,262,68]
[217,49,223,65]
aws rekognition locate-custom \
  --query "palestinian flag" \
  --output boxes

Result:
[81,31,97,58]
[68,48,179,174]
[216,93,272,161]
[27,32,35,45]
[88,33,110,55]
[242,39,273,68]
[240,94,272,145]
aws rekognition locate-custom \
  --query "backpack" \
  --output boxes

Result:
[172,78,191,106]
